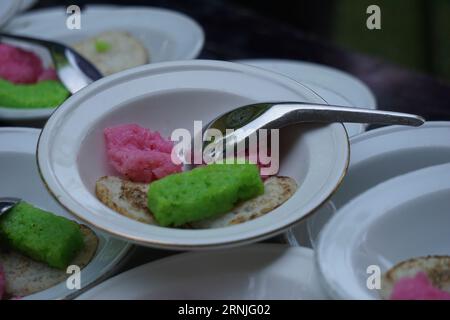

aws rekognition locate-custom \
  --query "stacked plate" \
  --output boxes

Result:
[287,122,450,299]
[3,4,447,301]
[1,5,205,121]
[236,59,377,137]
[73,122,450,300]
[0,128,131,300]
[0,4,204,299]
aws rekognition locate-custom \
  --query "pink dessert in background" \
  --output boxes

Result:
[0,263,5,300]
[37,68,58,82]
[0,43,58,84]
[390,272,450,300]
[105,124,182,183]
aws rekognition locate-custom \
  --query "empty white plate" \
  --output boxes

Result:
[2,5,204,121]
[317,163,450,299]
[287,122,450,247]
[0,127,131,299]
[236,59,377,137]
[78,244,328,299]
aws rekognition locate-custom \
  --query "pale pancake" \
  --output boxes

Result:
[95,175,298,228]
[96,176,155,224]
[380,255,450,299]
[72,31,149,76]
[0,225,98,298]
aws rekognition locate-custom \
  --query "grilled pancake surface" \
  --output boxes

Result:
[380,256,450,299]
[95,175,298,228]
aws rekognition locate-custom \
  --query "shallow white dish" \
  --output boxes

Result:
[287,122,450,247]
[78,244,327,299]
[236,59,377,137]
[0,127,131,299]
[317,163,450,299]
[2,5,204,121]
[37,60,349,250]
[0,0,21,28]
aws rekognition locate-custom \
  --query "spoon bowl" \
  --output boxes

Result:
[0,32,102,94]
[0,197,20,216]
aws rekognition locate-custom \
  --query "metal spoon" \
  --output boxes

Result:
[0,197,20,217]
[183,102,425,168]
[0,32,103,94]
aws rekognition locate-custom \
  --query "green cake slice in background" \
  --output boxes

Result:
[0,201,85,269]
[0,79,69,109]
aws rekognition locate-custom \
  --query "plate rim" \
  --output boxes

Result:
[286,121,450,247]
[235,59,377,137]
[0,0,22,28]
[19,0,37,11]
[77,243,325,299]
[316,162,450,299]
[235,59,377,109]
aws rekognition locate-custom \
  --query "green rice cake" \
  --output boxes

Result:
[0,201,85,269]
[0,79,69,109]
[147,163,264,226]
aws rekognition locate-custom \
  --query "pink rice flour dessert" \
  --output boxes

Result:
[0,263,5,300]
[390,272,450,300]
[104,124,182,183]
[0,43,58,84]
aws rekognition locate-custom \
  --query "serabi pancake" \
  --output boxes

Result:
[380,256,450,299]
[96,176,155,224]
[95,175,298,228]
[191,176,297,228]
[0,225,98,298]
[72,31,149,76]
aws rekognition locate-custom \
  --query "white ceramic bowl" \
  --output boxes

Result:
[286,122,450,247]
[77,244,328,300]
[2,6,204,121]
[317,163,450,299]
[0,127,131,299]
[37,60,349,250]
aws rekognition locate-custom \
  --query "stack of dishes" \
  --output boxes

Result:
[0,4,205,299]
[0,5,204,121]
[2,4,448,301]
[288,122,450,299]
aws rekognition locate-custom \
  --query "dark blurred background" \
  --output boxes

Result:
[235,0,449,83]
[34,0,450,84]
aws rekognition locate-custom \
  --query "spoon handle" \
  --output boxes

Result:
[0,32,62,48]
[275,103,425,127]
